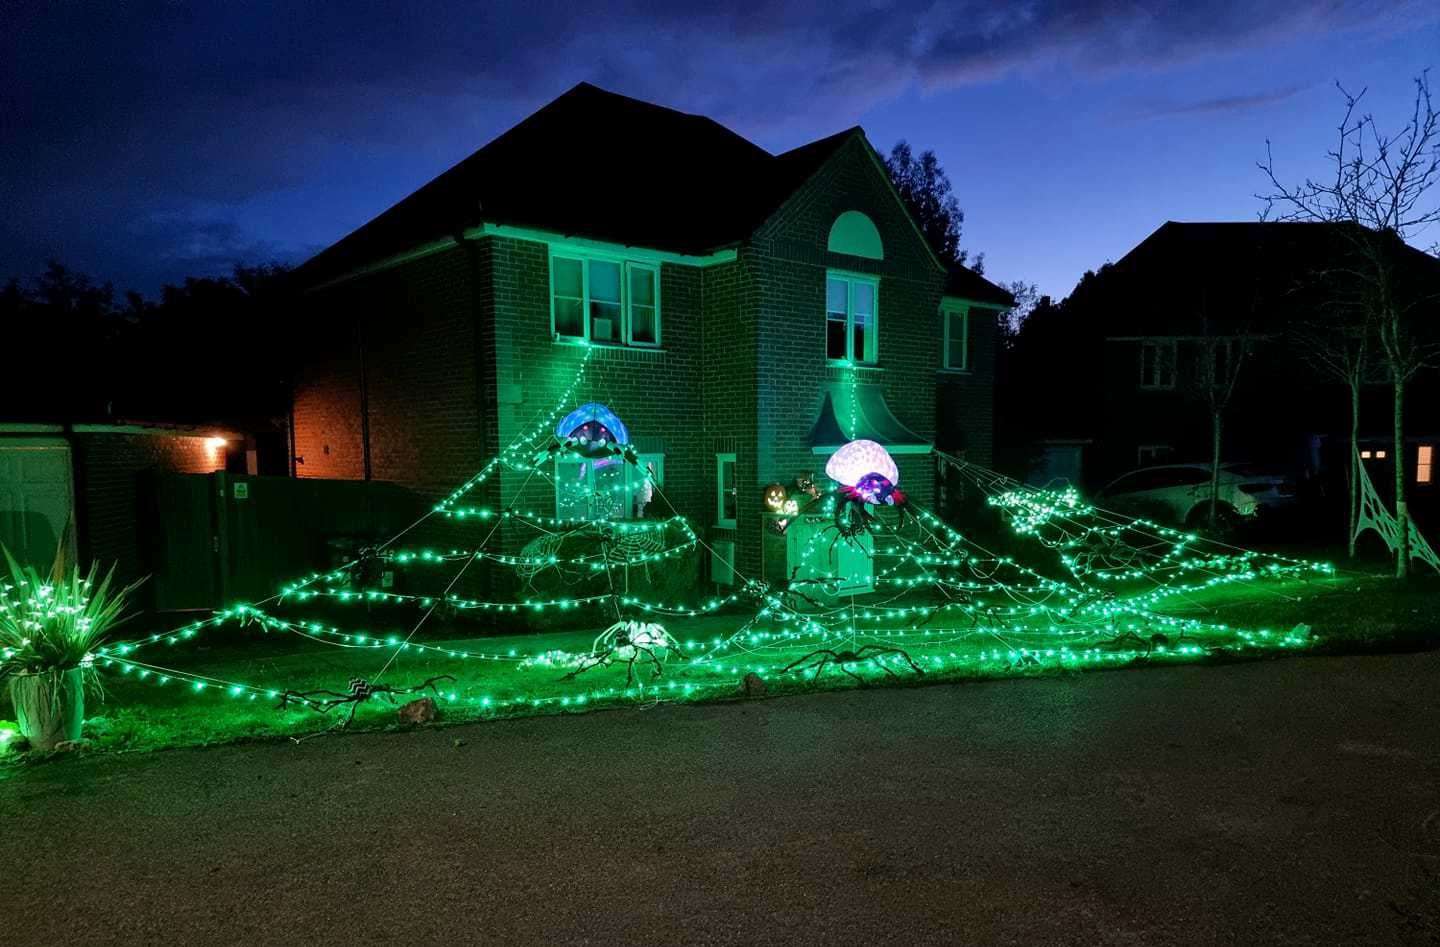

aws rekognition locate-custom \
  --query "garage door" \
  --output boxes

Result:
[0,438,76,570]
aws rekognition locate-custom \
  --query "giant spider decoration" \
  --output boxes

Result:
[277,674,456,728]
[782,645,924,683]
[535,433,640,468]
[561,620,686,687]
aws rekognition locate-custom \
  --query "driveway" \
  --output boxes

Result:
[3,652,1438,945]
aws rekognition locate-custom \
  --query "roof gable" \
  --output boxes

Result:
[299,84,850,285]
[297,82,1018,311]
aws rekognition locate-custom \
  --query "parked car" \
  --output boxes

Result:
[1096,463,1297,527]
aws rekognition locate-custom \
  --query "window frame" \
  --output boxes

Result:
[552,451,665,522]
[715,453,737,528]
[825,270,880,366]
[942,304,970,372]
[1137,444,1172,467]
[1419,444,1433,485]
[548,249,662,349]
[1139,339,1177,390]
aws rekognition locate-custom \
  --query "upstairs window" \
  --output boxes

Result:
[826,272,878,365]
[942,305,969,371]
[1139,340,1176,389]
[550,253,660,348]
[1418,445,1433,484]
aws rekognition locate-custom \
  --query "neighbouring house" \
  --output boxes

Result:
[1001,220,1439,525]
[289,82,1013,590]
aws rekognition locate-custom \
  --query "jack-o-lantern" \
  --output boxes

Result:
[762,482,789,512]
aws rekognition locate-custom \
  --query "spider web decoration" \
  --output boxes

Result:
[1353,451,1440,574]
[80,346,1343,741]
[937,452,1335,606]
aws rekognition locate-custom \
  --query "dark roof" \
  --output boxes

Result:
[1089,220,1440,334]
[297,83,858,285]
[945,265,1015,307]
[1115,219,1439,294]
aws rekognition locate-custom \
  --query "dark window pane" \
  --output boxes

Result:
[554,298,584,337]
[629,266,655,307]
[827,317,847,360]
[631,304,657,344]
[553,257,583,298]
[852,281,874,316]
[948,336,965,369]
[589,260,621,304]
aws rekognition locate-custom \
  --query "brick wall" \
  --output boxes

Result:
[488,236,709,540]
[700,256,758,575]
[294,245,488,500]
[76,431,225,593]
[292,303,366,482]
[734,134,948,572]
[937,306,999,466]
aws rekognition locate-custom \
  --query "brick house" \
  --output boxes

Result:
[290,83,1012,587]
[1002,221,1439,524]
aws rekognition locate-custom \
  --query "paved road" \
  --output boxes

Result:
[3,653,1439,946]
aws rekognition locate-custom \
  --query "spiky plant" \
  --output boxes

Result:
[0,548,142,684]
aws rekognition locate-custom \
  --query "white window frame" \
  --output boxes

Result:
[548,250,661,348]
[715,453,737,528]
[553,452,665,521]
[942,304,970,371]
[825,270,879,366]
[1137,444,1171,466]
[1139,339,1177,390]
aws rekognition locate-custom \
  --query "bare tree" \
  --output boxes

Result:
[1293,312,1370,556]
[1182,286,1260,530]
[1258,72,1440,576]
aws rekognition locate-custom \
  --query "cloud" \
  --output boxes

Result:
[1,0,1433,291]
[1129,84,1314,120]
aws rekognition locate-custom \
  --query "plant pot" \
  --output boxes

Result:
[9,667,85,751]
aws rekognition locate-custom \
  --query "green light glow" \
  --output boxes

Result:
[78,350,1344,741]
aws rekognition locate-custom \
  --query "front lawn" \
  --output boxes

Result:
[5,565,1433,768]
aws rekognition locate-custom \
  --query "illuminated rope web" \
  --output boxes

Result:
[83,353,1338,731]
[1353,451,1440,573]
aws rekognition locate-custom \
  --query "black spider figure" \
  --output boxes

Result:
[782,645,924,683]
[277,674,457,728]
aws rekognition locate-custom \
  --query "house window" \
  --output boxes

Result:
[1138,444,1173,466]
[1418,445,1433,484]
[1139,340,1176,389]
[715,453,737,527]
[942,305,969,371]
[826,272,878,364]
[554,453,663,521]
[549,252,660,348]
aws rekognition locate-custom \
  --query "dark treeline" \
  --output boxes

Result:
[0,262,293,427]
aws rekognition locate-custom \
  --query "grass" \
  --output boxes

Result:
[2,561,1434,774]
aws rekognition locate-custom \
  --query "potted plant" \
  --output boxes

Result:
[0,549,141,751]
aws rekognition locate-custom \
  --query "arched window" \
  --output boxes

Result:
[827,211,883,260]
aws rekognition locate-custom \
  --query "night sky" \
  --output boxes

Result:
[3,1,1436,299]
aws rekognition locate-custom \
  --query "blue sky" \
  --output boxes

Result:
[3,1,1436,299]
